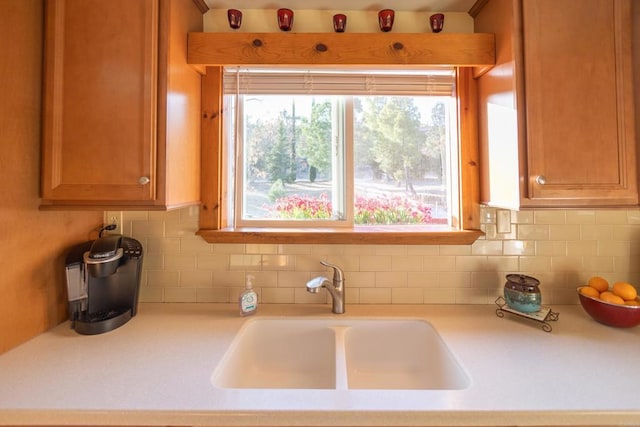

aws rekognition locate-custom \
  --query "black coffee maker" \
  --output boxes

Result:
[65,232,143,335]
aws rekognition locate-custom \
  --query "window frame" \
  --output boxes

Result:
[197,66,482,245]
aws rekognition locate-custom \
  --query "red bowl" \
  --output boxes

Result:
[577,287,640,328]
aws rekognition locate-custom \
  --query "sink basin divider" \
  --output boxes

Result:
[331,326,349,390]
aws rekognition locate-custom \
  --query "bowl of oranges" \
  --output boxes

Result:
[577,277,640,328]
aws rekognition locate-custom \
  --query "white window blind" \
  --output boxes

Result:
[223,67,456,96]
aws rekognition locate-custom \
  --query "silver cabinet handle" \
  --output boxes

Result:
[535,175,546,185]
[138,176,150,185]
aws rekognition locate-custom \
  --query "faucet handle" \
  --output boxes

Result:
[320,260,344,281]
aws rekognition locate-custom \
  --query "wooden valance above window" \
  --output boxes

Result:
[187,32,495,69]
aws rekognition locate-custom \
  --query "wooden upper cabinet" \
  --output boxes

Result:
[41,0,206,210]
[474,0,637,208]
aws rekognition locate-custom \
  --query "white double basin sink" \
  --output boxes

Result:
[212,318,470,391]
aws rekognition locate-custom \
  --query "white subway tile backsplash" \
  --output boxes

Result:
[391,288,424,304]
[406,245,439,255]
[375,272,407,288]
[261,287,295,304]
[131,207,640,306]
[549,256,583,271]
[139,285,163,302]
[229,254,262,270]
[146,237,180,254]
[212,271,245,287]
[164,287,197,303]
[583,256,614,272]
[246,244,279,254]
[131,220,165,238]
[278,244,313,255]
[407,272,439,288]
[164,254,197,270]
[519,256,551,272]
[612,225,640,241]
[391,255,423,271]
[247,271,278,288]
[471,240,503,255]
[359,288,392,304]
[312,244,347,255]
[534,210,566,224]
[438,271,472,287]
[480,207,496,224]
[455,256,488,272]
[142,253,164,269]
[535,241,566,256]
[165,219,197,237]
[566,210,596,224]
[180,236,213,254]
[580,225,613,241]
[595,210,628,225]
[549,224,580,241]
[212,243,246,254]
[503,240,534,256]
[598,240,630,256]
[439,245,472,256]
[196,287,230,303]
[485,256,519,272]
[511,210,534,224]
[197,254,229,270]
[455,288,489,304]
[517,224,549,240]
[470,271,502,288]
[294,254,324,271]
[496,209,511,233]
[147,270,180,287]
[261,255,294,271]
[180,270,213,288]
[375,245,408,256]
[347,272,377,288]
[294,287,326,304]
[566,240,597,256]
[359,255,392,272]
[423,288,456,304]
[626,209,640,224]
[326,255,359,272]
[422,256,455,271]
[277,271,311,287]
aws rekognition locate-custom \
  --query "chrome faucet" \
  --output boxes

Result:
[306,261,345,314]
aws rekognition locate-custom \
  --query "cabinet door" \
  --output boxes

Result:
[523,0,637,206]
[42,0,158,202]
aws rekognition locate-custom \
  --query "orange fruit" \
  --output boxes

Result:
[624,300,640,307]
[587,276,609,293]
[612,282,637,301]
[600,291,625,305]
[579,286,600,299]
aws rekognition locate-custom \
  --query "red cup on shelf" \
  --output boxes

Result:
[378,9,395,32]
[333,14,347,33]
[429,13,445,33]
[227,9,242,30]
[277,8,294,31]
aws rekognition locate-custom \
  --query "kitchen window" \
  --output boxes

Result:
[226,67,457,229]
[197,66,481,245]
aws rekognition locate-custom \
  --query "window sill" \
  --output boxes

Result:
[196,226,484,245]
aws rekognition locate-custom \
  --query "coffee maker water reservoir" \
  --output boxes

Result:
[65,234,143,335]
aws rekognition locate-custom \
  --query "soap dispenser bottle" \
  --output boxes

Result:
[239,275,258,316]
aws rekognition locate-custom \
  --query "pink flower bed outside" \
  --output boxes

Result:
[270,193,447,225]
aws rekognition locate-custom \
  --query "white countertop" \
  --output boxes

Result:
[0,303,639,426]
